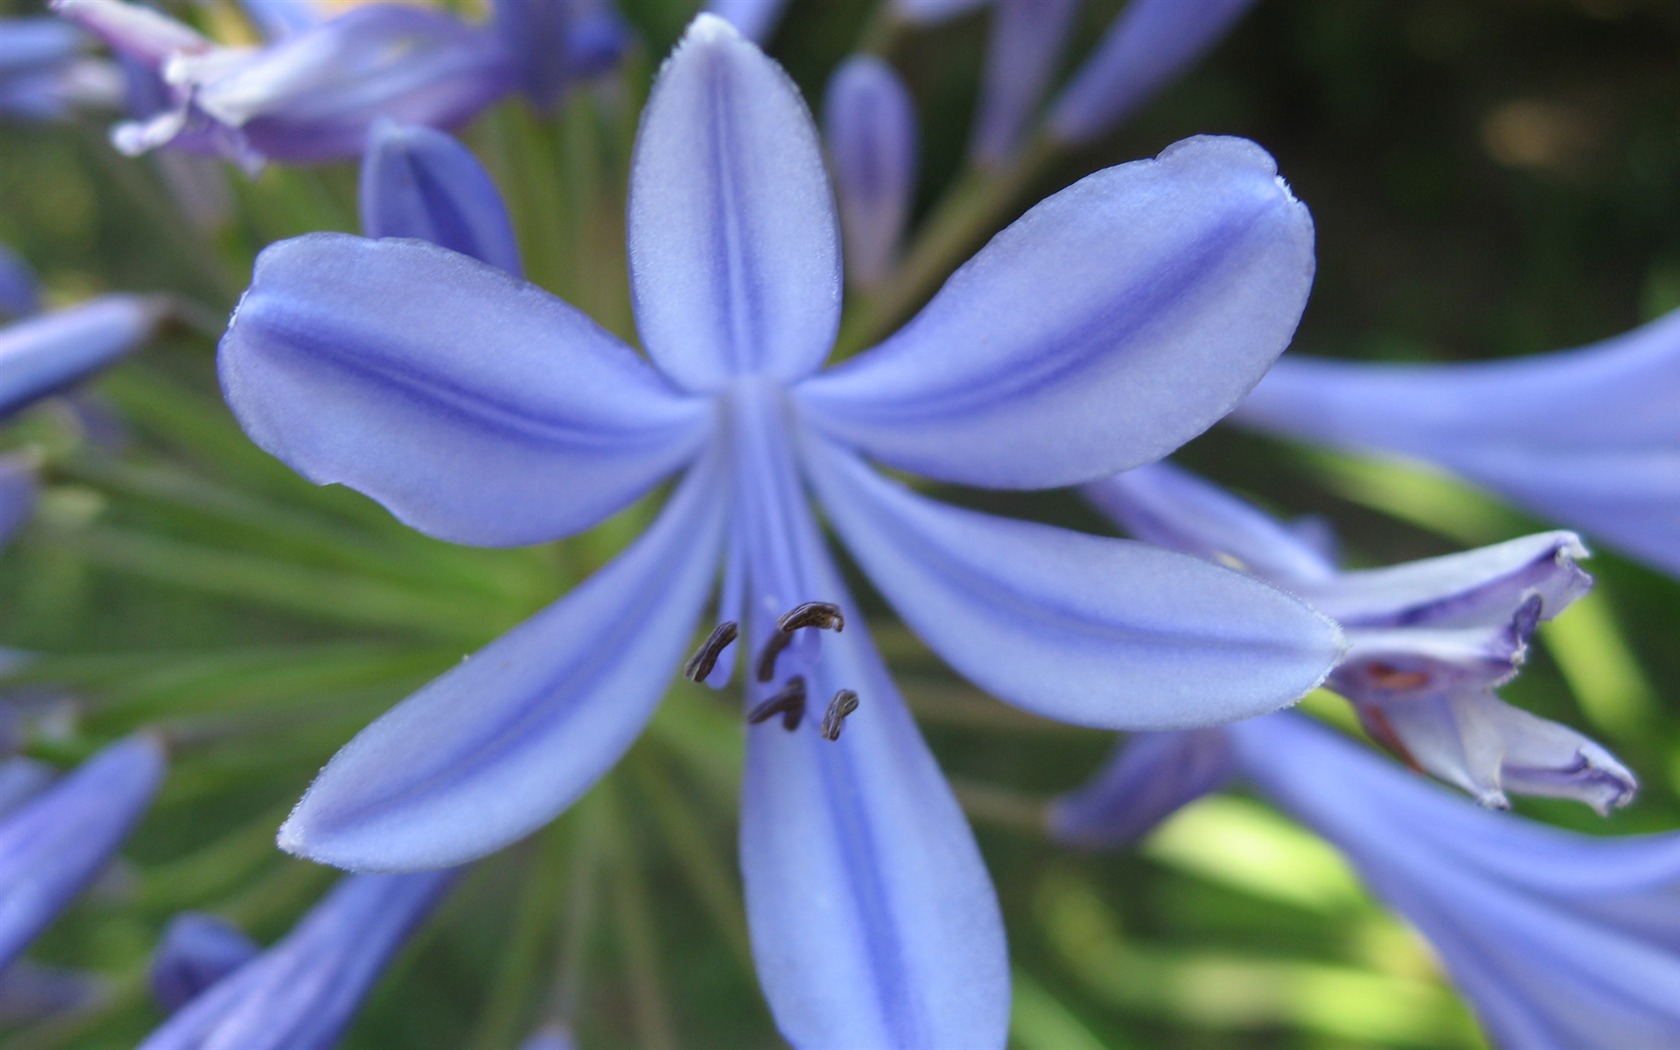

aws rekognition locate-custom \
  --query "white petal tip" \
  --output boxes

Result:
[683,12,743,46]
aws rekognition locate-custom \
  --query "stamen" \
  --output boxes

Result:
[820,689,859,742]
[747,676,807,732]
[683,621,738,682]
[776,602,845,634]
[755,601,846,682]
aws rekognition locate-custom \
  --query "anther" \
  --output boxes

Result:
[820,689,859,742]
[776,602,845,634]
[747,676,807,732]
[683,621,738,682]
[756,601,845,683]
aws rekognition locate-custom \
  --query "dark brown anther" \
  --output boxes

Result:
[755,630,793,683]
[776,602,845,634]
[820,689,859,741]
[683,621,739,682]
[747,676,807,732]
[755,601,846,682]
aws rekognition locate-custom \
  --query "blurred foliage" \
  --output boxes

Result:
[0,0,1678,1047]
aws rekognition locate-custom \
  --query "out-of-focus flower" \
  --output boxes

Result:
[824,56,916,289]
[359,118,522,277]
[1,293,168,421]
[1088,461,1635,812]
[0,16,121,121]
[516,1024,577,1050]
[705,0,790,43]
[0,246,40,320]
[1055,713,1680,1049]
[56,0,513,170]
[138,871,456,1050]
[219,15,1342,1045]
[490,0,627,112]
[0,961,107,1025]
[0,734,166,971]
[1233,305,1680,578]
[149,913,260,1014]
[0,454,38,551]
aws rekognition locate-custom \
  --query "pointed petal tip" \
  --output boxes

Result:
[684,11,745,46]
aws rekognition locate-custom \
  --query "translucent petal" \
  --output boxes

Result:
[627,14,841,391]
[803,437,1343,730]
[278,456,729,871]
[798,136,1314,489]
[219,234,710,548]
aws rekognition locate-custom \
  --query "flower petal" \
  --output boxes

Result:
[802,437,1343,730]
[1085,462,1338,583]
[1233,307,1680,576]
[0,454,39,549]
[358,119,522,276]
[150,913,259,1013]
[219,233,710,548]
[1229,713,1680,1050]
[702,0,789,44]
[1,294,165,420]
[0,734,165,970]
[798,136,1314,489]
[1049,730,1235,848]
[970,0,1080,167]
[1048,0,1256,144]
[0,242,41,319]
[824,56,916,289]
[138,872,455,1050]
[741,521,1008,1049]
[627,14,841,392]
[278,454,728,871]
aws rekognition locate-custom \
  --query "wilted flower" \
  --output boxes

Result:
[1088,461,1636,811]
[218,15,1345,1045]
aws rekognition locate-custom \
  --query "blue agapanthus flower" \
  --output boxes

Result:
[1053,714,1680,1049]
[1233,305,1680,578]
[1087,461,1636,812]
[218,15,1347,1045]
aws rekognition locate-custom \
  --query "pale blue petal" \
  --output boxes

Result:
[1230,713,1680,1050]
[0,19,83,77]
[742,500,1008,1049]
[1234,307,1680,576]
[52,1,207,67]
[138,872,455,1050]
[1050,730,1234,847]
[970,0,1080,167]
[703,0,789,44]
[0,734,165,970]
[825,56,916,289]
[627,15,841,392]
[359,119,522,276]
[219,234,710,548]
[1085,463,1338,583]
[279,455,729,871]
[0,295,164,420]
[1296,530,1591,628]
[802,437,1344,730]
[798,136,1314,489]
[1048,0,1256,143]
